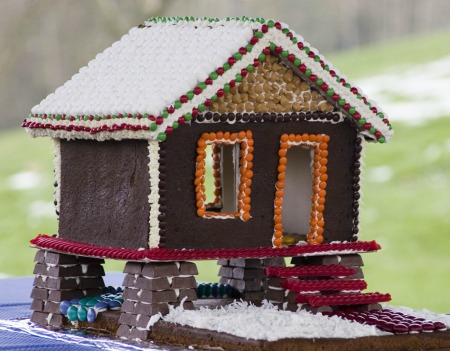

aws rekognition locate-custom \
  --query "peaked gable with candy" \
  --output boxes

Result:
[23,17,393,143]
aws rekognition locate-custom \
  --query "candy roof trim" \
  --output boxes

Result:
[30,234,381,261]
[23,17,393,143]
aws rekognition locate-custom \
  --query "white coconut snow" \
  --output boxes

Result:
[163,300,387,341]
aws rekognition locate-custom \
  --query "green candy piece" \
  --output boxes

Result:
[186,91,194,100]
[358,118,366,126]
[198,104,206,112]
[150,123,157,131]
[172,121,179,130]
[157,133,166,142]
[233,52,242,61]
[235,74,243,82]
[267,19,275,28]
[326,88,334,97]
[378,136,385,143]
[348,107,356,115]
[209,71,218,80]
[315,78,323,86]
[218,283,226,297]
[246,64,254,73]
[269,42,276,52]
[338,98,346,106]
[203,283,212,297]
[79,297,93,306]
[196,283,205,298]
[198,82,207,90]
[78,306,88,322]
[223,84,230,93]
[184,113,192,121]
[174,100,182,109]
[258,53,266,62]
[293,58,301,67]
[67,305,78,321]
[254,31,263,39]
[245,44,253,53]
[223,63,231,71]
[161,110,169,119]
[305,69,312,77]
[280,50,288,58]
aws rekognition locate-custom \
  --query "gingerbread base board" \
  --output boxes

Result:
[151,322,450,351]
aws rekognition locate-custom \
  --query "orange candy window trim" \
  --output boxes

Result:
[273,133,330,247]
[195,130,254,221]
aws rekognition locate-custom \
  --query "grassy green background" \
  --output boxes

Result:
[1,30,449,313]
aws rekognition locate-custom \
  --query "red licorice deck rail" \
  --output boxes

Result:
[265,264,357,278]
[295,292,391,306]
[30,234,381,261]
[281,278,367,292]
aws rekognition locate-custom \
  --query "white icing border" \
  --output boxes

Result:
[52,138,61,231]
[148,140,160,248]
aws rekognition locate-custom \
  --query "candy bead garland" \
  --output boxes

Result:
[59,286,124,323]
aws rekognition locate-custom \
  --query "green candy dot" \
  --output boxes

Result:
[324,65,330,71]
[378,136,385,143]
[357,93,362,99]
[198,82,207,90]
[281,28,289,34]
[267,20,275,28]
[305,69,312,77]
[281,50,288,58]
[198,104,206,112]
[209,71,218,80]
[326,88,334,97]
[233,52,243,61]
[211,94,218,102]
[223,84,231,93]
[223,63,231,71]
[304,46,310,54]
[254,31,263,39]
[83,115,89,121]
[338,98,346,106]
[345,83,351,88]
[314,55,320,62]
[370,126,376,134]
[358,118,366,126]
[184,113,192,121]
[157,133,167,141]
[172,121,179,129]
[174,100,182,109]
[293,58,301,67]
[235,73,243,82]
[258,53,266,62]
[247,64,254,73]
[291,37,298,44]
[245,44,253,52]
[55,114,61,121]
[269,42,276,52]
[377,112,385,118]
[150,123,157,131]
[161,110,169,119]
[315,78,323,86]
[348,107,356,115]
[111,115,117,119]
[186,91,194,100]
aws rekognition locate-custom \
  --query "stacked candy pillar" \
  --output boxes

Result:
[30,249,105,327]
[218,257,285,301]
[117,261,198,341]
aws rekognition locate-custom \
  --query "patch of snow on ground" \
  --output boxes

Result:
[7,171,43,190]
[163,300,387,341]
[357,56,450,124]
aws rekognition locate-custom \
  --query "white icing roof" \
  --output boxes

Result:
[32,24,254,117]
[24,17,393,143]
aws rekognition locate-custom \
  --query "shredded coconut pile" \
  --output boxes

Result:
[163,300,386,341]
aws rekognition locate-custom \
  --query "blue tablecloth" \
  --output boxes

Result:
[0,274,178,350]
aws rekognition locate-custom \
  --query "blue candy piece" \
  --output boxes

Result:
[60,300,72,315]
[87,307,97,323]
[94,301,108,313]
[107,300,122,310]
[69,298,80,305]
[78,306,88,322]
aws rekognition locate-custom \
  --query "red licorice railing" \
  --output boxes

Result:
[295,292,391,306]
[265,264,356,278]
[30,234,381,261]
[281,278,367,292]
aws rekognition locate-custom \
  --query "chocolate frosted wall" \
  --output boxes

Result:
[59,139,150,249]
[162,114,358,250]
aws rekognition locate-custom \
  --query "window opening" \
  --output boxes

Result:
[273,133,330,247]
[195,130,253,221]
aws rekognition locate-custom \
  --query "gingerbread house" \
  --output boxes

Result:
[24,17,397,341]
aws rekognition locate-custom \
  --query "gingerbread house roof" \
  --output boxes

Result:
[23,17,393,143]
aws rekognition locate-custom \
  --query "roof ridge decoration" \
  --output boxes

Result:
[23,16,393,143]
